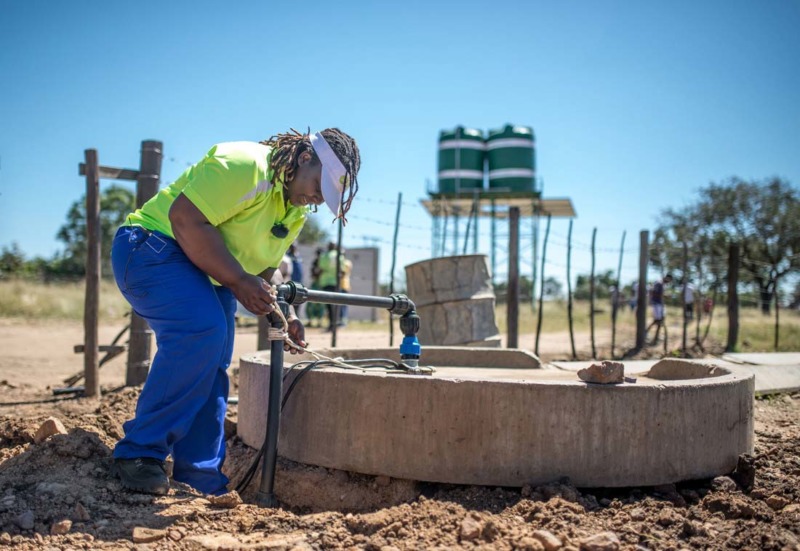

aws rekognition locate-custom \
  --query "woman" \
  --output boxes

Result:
[110,128,360,495]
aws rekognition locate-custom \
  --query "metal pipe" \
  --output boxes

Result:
[255,296,288,508]
[277,282,415,316]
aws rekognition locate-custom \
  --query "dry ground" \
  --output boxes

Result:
[0,318,798,550]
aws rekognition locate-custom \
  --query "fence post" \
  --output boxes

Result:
[611,230,626,359]
[681,242,688,356]
[534,214,551,356]
[590,227,597,359]
[566,219,576,359]
[126,140,162,386]
[507,207,520,348]
[83,149,101,398]
[635,231,649,349]
[726,242,739,353]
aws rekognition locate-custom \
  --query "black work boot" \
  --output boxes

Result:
[112,457,170,495]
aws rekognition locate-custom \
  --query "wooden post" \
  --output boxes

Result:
[83,149,101,398]
[774,277,780,351]
[681,242,689,356]
[726,242,739,353]
[635,231,649,349]
[611,231,626,359]
[534,214,551,356]
[389,193,402,346]
[507,207,520,348]
[590,228,597,359]
[566,219,576,359]
[126,140,162,386]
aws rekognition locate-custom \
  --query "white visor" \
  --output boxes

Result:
[310,132,349,217]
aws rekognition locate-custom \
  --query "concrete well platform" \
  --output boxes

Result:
[238,349,754,488]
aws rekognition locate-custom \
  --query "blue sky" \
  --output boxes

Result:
[2,0,798,290]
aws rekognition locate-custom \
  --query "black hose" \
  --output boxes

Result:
[235,356,409,495]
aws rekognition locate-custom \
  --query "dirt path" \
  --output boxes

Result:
[0,318,614,391]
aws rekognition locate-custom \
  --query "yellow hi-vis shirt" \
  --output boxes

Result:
[126,141,308,279]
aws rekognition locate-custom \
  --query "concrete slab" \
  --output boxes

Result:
[238,349,754,488]
[721,352,800,366]
[551,357,800,396]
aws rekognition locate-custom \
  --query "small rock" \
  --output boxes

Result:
[13,510,34,530]
[579,531,620,551]
[515,537,546,551]
[783,503,800,514]
[207,491,242,509]
[578,361,624,384]
[521,484,533,497]
[460,515,482,542]
[599,498,612,507]
[766,495,790,511]
[380,546,401,551]
[33,417,67,444]
[132,527,167,543]
[711,476,738,492]
[168,529,183,541]
[0,533,10,545]
[375,476,391,487]
[731,454,756,491]
[657,509,681,526]
[629,508,646,521]
[73,502,90,522]
[532,529,562,550]
[50,519,72,535]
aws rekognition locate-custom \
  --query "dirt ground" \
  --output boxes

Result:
[1,318,798,550]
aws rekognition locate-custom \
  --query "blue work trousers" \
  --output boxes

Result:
[110,226,236,495]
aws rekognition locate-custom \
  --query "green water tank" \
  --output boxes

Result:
[487,124,535,192]
[437,126,485,194]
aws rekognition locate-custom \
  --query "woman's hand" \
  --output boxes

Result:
[232,274,276,315]
[285,318,307,354]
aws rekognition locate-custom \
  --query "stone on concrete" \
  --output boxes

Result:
[649,359,724,380]
[34,417,67,444]
[577,361,624,384]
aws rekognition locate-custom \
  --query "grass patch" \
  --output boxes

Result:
[0,278,129,322]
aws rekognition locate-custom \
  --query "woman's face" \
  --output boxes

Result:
[286,151,324,208]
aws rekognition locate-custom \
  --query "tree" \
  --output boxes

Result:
[573,269,616,300]
[653,177,800,314]
[56,185,135,278]
[0,243,25,277]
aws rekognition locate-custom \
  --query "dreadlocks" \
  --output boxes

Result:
[261,128,361,223]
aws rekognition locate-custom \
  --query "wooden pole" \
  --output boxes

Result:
[611,230,626,359]
[567,219,576,359]
[473,193,479,254]
[725,242,739,353]
[126,140,162,386]
[774,277,780,351]
[681,242,688,356]
[389,193,402,346]
[589,228,597,359]
[534,214,551,356]
[635,231,649,349]
[83,149,101,398]
[507,207,520,348]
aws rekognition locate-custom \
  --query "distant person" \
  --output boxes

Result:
[107,128,360,496]
[337,249,353,327]
[318,242,350,330]
[305,247,326,327]
[683,279,695,321]
[647,274,673,344]
[629,281,639,312]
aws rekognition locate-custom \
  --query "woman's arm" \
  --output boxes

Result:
[169,193,275,315]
